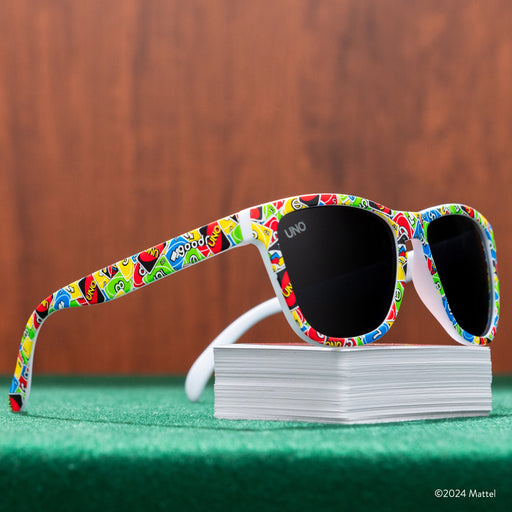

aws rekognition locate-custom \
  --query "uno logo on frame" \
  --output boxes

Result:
[78,276,105,304]
[280,271,296,308]
[202,222,230,254]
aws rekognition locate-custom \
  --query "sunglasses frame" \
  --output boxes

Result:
[9,193,499,412]
[245,194,499,349]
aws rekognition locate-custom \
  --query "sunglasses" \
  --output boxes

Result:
[9,194,500,412]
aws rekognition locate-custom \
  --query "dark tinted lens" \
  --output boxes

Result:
[427,215,490,336]
[277,206,397,338]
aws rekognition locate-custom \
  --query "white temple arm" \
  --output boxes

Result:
[406,250,413,283]
[185,250,414,402]
[185,297,282,402]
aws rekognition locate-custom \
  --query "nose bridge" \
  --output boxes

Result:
[391,210,424,245]
[394,212,424,285]
[405,211,424,242]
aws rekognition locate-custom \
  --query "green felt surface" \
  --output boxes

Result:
[1,376,511,512]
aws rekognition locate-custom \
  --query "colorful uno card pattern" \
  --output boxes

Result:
[245,194,499,348]
[9,194,500,412]
[9,216,245,412]
[420,204,499,343]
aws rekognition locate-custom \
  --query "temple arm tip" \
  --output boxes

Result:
[9,394,24,413]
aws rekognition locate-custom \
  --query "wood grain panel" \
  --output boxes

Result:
[1,0,511,376]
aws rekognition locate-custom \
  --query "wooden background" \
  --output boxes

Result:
[1,0,511,376]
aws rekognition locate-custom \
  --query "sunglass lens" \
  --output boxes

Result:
[427,215,490,336]
[277,206,397,338]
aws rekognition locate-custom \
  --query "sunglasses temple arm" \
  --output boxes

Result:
[185,297,281,402]
[405,250,414,283]
[8,214,249,412]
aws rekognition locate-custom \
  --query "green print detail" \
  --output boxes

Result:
[104,275,133,298]
[230,225,244,245]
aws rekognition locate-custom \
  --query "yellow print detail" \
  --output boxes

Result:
[93,270,110,289]
[66,282,83,300]
[15,358,23,380]
[282,283,294,298]
[147,247,159,258]
[218,218,238,234]
[325,340,339,347]
[251,223,273,248]
[21,338,33,360]
[118,258,134,279]
[397,256,407,282]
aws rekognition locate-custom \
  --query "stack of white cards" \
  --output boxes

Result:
[213,344,492,424]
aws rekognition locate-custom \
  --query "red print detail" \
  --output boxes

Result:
[9,395,21,412]
[393,213,413,239]
[133,263,145,288]
[307,328,326,343]
[250,207,262,220]
[138,243,166,273]
[320,194,337,205]
[206,222,227,254]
